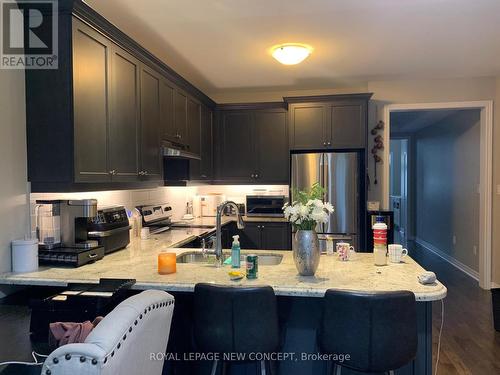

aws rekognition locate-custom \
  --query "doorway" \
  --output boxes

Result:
[383,101,493,289]
[389,138,408,246]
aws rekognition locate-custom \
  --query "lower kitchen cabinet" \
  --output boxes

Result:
[239,222,291,250]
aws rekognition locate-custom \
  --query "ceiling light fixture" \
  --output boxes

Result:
[271,43,313,65]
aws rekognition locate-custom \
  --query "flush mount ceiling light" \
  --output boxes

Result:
[271,43,313,65]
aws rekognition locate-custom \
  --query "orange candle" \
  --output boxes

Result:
[158,253,176,274]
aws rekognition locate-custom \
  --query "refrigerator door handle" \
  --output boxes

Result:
[322,152,330,234]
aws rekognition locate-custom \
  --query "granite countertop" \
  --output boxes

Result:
[0,232,446,301]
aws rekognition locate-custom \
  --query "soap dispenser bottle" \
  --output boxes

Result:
[231,235,241,268]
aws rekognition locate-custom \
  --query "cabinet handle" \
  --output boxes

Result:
[144,171,148,176]
[251,174,255,178]
[109,170,116,175]
[323,141,327,146]
[327,141,331,146]
[255,173,259,178]
[261,225,265,229]
[201,174,207,178]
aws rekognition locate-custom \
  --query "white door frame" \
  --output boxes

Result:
[383,101,493,289]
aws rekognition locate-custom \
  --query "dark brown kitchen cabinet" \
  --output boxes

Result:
[239,222,291,250]
[108,47,140,182]
[215,106,288,184]
[288,104,326,150]
[72,19,111,183]
[187,98,201,154]
[254,110,288,183]
[216,111,256,181]
[139,66,162,181]
[174,90,188,143]
[190,105,213,180]
[25,2,215,192]
[160,79,176,142]
[287,94,371,150]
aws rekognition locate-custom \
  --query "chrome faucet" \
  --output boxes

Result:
[212,201,245,265]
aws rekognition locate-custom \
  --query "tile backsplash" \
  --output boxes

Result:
[29,185,288,236]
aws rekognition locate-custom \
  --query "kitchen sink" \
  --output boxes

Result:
[176,251,283,266]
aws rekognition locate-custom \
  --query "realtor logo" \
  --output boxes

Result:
[1,0,58,69]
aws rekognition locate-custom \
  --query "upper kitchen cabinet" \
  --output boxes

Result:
[254,110,288,183]
[190,104,213,181]
[174,90,188,143]
[108,47,141,182]
[214,104,288,184]
[25,0,215,192]
[139,65,162,181]
[187,97,201,155]
[72,20,111,183]
[286,94,372,151]
[216,110,255,181]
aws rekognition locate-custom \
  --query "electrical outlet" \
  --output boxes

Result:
[473,245,477,256]
[452,235,457,245]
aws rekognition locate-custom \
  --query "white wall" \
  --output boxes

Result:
[31,185,288,231]
[0,69,29,274]
[413,110,480,271]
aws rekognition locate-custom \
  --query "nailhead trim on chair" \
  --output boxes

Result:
[45,298,174,372]
[101,298,174,366]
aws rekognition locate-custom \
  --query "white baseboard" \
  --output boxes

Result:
[415,237,479,281]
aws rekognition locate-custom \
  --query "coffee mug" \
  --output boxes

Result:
[388,244,408,263]
[336,242,355,261]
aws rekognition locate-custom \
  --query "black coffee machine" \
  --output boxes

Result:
[36,199,105,267]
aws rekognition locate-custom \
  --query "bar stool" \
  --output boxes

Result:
[319,290,417,375]
[193,283,280,375]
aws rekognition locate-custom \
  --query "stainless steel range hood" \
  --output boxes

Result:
[161,140,200,160]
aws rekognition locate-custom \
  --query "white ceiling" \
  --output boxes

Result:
[391,110,459,134]
[85,0,500,95]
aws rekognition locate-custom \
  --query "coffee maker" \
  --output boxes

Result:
[36,199,105,267]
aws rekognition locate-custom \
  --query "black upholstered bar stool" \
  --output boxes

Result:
[319,290,417,375]
[193,283,280,375]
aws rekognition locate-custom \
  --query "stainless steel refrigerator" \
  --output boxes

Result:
[291,152,360,250]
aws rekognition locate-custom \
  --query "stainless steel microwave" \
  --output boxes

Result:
[246,195,286,217]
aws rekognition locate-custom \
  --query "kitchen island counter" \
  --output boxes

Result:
[0,233,446,301]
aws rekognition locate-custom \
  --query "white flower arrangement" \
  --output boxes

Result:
[283,183,334,230]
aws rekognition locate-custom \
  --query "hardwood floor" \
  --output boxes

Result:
[1,245,499,374]
[409,241,500,375]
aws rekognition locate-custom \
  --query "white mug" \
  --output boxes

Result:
[336,242,355,261]
[388,244,408,263]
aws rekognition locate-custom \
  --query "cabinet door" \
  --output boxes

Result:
[191,105,213,180]
[239,223,261,249]
[139,66,162,180]
[289,104,327,150]
[255,110,288,183]
[261,223,291,250]
[200,106,213,180]
[330,102,366,148]
[218,111,256,181]
[160,79,176,141]
[72,20,111,182]
[109,46,140,181]
[187,97,201,155]
[174,90,188,143]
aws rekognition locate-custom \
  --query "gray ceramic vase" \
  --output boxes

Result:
[292,230,320,276]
